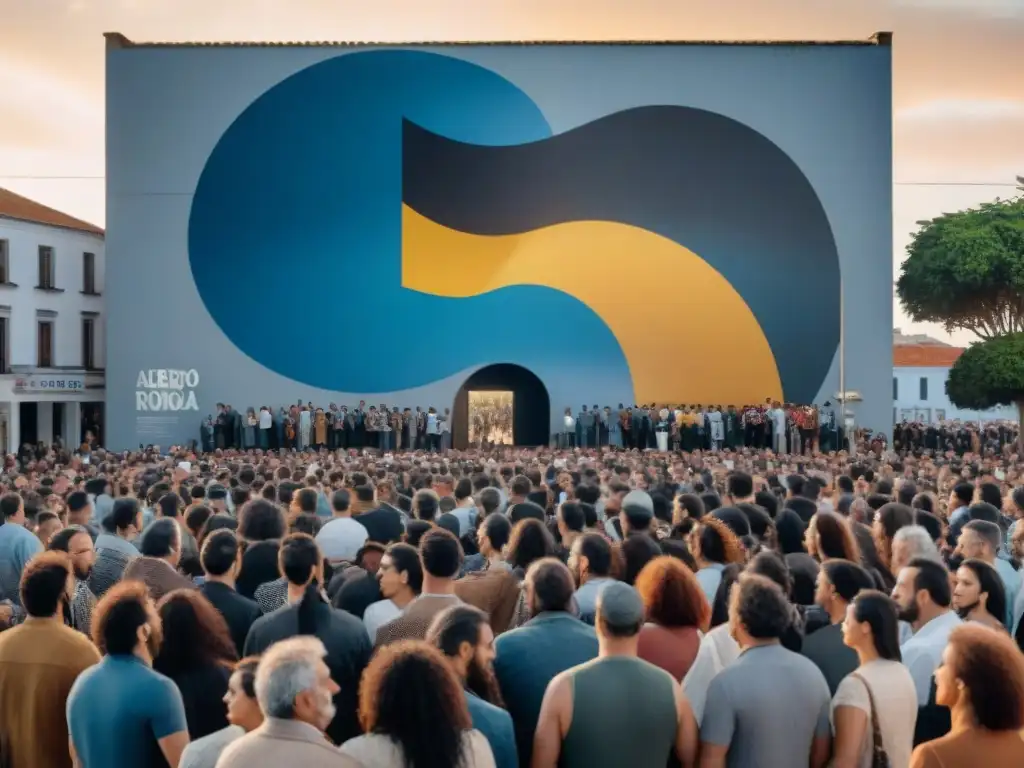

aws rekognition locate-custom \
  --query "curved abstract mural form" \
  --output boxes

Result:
[189,49,840,404]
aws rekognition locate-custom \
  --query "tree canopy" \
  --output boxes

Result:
[897,194,1024,339]
[946,333,1024,418]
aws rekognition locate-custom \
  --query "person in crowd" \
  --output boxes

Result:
[619,532,663,586]
[216,637,358,767]
[892,557,962,707]
[235,498,288,600]
[802,559,876,694]
[455,516,522,635]
[48,524,97,636]
[198,529,262,656]
[872,503,916,592]
[124,517,197,601]
[533,581,698,767]
[806,511,861,563]
[833,590,918,768]
[375,528,464,645]
[363,542,422,643]
[340,640,496,767]
[315,489,368,564]
[66,490,99,540]
[180,657,262,768]
[956,519,1020,627]
[910,624,1024,766]
[953,558,1007,631]
[699,573,832,768]
[154,589,238,739]
[689,516,744,603]
[568,532,616,624]
[890,525,942,575]
[0,551,101,768]
[466,510,513,574]
[634,555,710,681]
[493,558,599,766]
[0,491,44,621]
[67,580,191,767]
[427,604,518,768]
[243,533,371,745]
[89,497,142,598]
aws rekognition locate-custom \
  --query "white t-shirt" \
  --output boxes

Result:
[564,415,576,430]
[258,409,272,429]
[341,730,495,768]
[831,659,917,768]
[315,517,368,563]
[363,599,402,644]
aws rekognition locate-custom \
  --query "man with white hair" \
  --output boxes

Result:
[216,637,359,767]
[891,525,941,575]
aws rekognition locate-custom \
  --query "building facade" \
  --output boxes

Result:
[892,330,1016,425]
[105,33,893,449]
[0,189,106,453]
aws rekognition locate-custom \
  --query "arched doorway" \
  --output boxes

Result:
[453,364,550,449]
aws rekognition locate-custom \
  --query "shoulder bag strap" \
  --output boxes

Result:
[850,672,890,768]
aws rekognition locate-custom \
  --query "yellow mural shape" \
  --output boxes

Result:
[401,205,783,405]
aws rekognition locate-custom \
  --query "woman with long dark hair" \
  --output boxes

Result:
[341,640,495,768]
[807,511,861,563]
[834,590,917,768]
[154,589,238,740]
[953,558,1007,631]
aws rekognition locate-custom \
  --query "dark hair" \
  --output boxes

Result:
[913,510,942,543]
[726,471,753,499]
[67,490,90,513]
[964,519,1002,552]
[419,528,463,579]
[454,478,472,502]
[877,503,915,540]
[748,550,793,595]
[279,533,320,586]
[479,512,512,553]
[908,556,952,608]
[234,656,260,699]
[238,498,286,542]
[814,512,861,562]
[850,590,903,661]
[198,513,238,549]
[157,493,180,520]
[139,518,179,559]
[947,624,1024,731]
[20,550,72,618]
[294,488,318,515]
[952,481,974,506]
[0,492,22,520]
[510,475,532,497]
[426,604,488,658]
[405,519,432,548]
[331,489,351,513]
[620,534,662,586]
[732,573,792,640]
[507,518,557,571]
[712,507,751,539]
[92,580,152,655]
[774,509,806,555]
[709,563,743,628]
[185,504,213,537]
[525,558,575,614]
[695,517,744,566]
[897,482,917,506]
[290,513,322,538]
[478,487,502,516]
[676,493,705,521]
[201,529,241,577]
[48,525,90,555]
[636,556,710,631]
[558,502,585,533]
[821,559,875,603]
[574,532,613,578]
[358,641,471,768]
[413,489,439,522]
[958,558,1007,626]
[154,589,237,676]
[385,542,423,594]
[105,498,140,533]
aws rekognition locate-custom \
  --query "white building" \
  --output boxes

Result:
[0,188,105,453]
[892,329,1016,425]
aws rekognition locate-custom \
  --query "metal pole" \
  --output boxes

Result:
[839,276,847,453]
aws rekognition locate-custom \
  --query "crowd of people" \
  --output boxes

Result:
[1,433,1024,767]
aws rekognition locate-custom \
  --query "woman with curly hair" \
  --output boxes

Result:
[341,640,496,768]
[911,624,1024,766]
[688,516,745,604]
[154,589,238,740]
[635,556,710,680]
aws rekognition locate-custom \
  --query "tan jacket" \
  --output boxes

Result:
[215,717,361,768]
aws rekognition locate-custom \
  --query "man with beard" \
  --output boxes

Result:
[47,525,97,637]
[0,551,101,768]
[67,580,190,768]
[427,604,518,768]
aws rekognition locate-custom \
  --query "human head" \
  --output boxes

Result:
[426,604,501,706]
[524,557,575,617]
[809,512,860,562]
[816,559,874,621]
[200,528,241,578]
[377,542,423,600]
[106,497,142,538]
[506,518,557,572]
[689,516,744,567]
[0,491,24,523]
[92,580,162,661]
[892,556,952,626]
[567,532,613,588]
[726,471,754,502]
[330,489,351,516]
[357,641,472,768]
[728,572,792,647]
[935,624,1024,731]
[238,498,287,542]
[595,581,645,640]
[19,550,74,619]
[476,512,511,559]
[255,636,339,732]
[154,589,237,676]
[620,533,663,586]
[139,517,182,567]
[890,525,941,574]
[635,555,710,632]
[419,528,463,579]
[278,533,322,588]
[619,490,654,535]
[48,525,95,581]
[224,657,264,732]
[872,502,915,568]
[957,520,1001,563]
[953,558,1006,624]
[842,589,903,661]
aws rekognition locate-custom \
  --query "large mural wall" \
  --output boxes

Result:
[105,37,892,449]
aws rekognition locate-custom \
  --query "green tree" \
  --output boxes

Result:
[896,194,1024,339]
[946,333,1024,447]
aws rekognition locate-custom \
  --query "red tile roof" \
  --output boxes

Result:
[0,188,104,236]
[893,345,964,368]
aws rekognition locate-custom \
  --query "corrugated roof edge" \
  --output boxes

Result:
[105,31,893,49]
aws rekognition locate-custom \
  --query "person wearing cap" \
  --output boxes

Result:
[532,581,698,768]
[604,489,654,542]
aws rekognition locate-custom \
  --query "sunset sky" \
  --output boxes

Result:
[1,0,1022,346]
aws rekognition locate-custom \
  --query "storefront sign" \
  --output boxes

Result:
[136,369,199,411]
[14,375,86,394]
